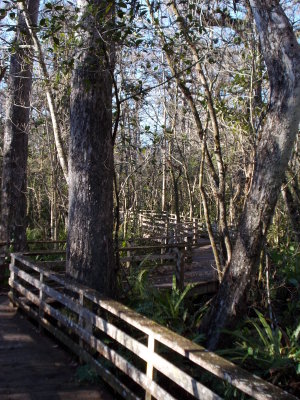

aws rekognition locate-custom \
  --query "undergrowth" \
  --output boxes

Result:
[121,242,300,398]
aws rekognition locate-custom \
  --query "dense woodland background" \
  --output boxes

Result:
[0,0,300,395]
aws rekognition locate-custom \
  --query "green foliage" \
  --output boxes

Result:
[26,227,44,241]
[149,276,194,333]
[125,264,207,338]
[219,310,300,387]
[270,243,300,282]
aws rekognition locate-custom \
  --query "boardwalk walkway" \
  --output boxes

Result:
[0,294,114,400]
[152,239,218,293]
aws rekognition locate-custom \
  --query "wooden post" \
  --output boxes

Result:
[123,209,127,238]
[193,218,198,244]
[8,255,17,307]
[145,334,156,400]
[39,271,45,332]
[160,239,164,265]
[126,240,132,269]
[175,247,184,291]
[78,291,85,362]
[185,234,193,264]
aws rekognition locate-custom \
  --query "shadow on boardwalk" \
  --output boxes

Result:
[0,295,114,400]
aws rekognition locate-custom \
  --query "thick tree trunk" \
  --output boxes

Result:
[0,0,40,251]
[200,0,300,350]
[66,0,116,296]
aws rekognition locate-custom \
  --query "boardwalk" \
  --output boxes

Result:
[0,295,114,400]
[151,239,218,293]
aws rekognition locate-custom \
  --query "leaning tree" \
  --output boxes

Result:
[200,0,300,349]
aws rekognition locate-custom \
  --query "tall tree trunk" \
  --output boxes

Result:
[0,0,40,251]
[200,0,300,350]
[66,0,116,296]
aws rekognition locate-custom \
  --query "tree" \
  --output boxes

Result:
[66,0,116,295]
[200,0,300,350]
[0,0,40,251]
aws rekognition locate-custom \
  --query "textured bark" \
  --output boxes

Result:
[66,0,116,295]
[282,183,300,243]
[0,0,40,251]
[200,0,300,350]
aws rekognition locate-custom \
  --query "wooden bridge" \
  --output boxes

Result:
[0,293,114,400]
[1,211,218,295]
[0,212,298,399]
[2,250,297,400]
[119,210,218,293]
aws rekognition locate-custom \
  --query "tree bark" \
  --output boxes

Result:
[200,0,300,350]
[0,0,40,251]
[66,0,116,296]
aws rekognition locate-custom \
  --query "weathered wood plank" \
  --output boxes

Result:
[1,294,114,400]
[9,269,183,399]
[85,295,297,400]
[8,291,138,400]
[120,254,175,263]
[11,266,219,399]
[10,254,297,400]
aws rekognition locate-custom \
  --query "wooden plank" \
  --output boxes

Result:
[11,254,297,399]
[119,243,187,251]
[10,269,175,399]
[10,265,220,400]
[84,296,297,400]
[145,335,155,400]
[120,254,175,263]
[8,291,138,400]
[21,250,66,256]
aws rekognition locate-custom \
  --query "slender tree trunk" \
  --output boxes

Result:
[0,0,40,251]
[66,0,116,296]
[200,0,300,350]
[169,0,232,267]
[19,1,68,183]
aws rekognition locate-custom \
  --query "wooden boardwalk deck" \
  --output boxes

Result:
[152,239,218,293]
[0,294,114,400]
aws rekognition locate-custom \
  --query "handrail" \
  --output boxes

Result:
[8,252,297,400]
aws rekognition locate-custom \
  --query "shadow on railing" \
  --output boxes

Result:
[8,251,296,400]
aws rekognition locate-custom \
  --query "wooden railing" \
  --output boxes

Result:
[0,237,196,290]
[9,252,296,400]
[120,210,207,243]
[119,242,187,290]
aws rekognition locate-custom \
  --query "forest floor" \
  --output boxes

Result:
[0,294,115,400]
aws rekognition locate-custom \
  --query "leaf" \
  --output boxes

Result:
[292,321,300,341]
[174,283,193,312]
[254,310,273,343]
[39,18,47,26]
